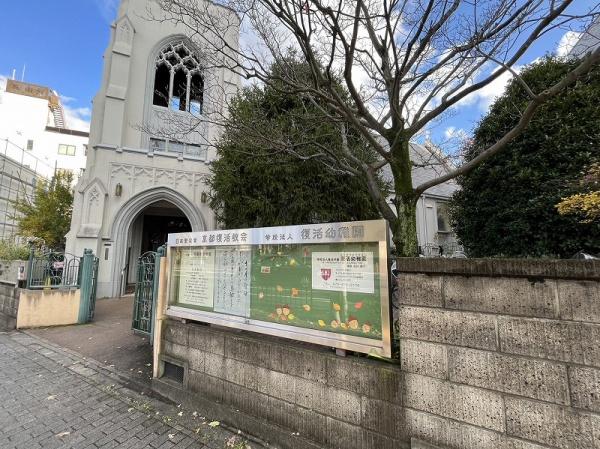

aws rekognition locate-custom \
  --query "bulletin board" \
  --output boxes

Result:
[166,220,391,357]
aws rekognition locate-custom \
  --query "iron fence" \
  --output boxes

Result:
[27,251,82,289]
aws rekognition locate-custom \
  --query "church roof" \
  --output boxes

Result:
[569,16,600,58]
[379,142,459,199]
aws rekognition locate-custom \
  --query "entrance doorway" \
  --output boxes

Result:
[124,200,192,293]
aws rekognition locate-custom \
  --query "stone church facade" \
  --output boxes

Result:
[66,0,239,298]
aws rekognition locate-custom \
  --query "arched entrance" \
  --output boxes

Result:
[109,187,205,299]
[124,200,192,291]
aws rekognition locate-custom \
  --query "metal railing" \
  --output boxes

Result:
[26,250,82,289]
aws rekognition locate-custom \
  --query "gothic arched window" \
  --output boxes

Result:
[152,41,204,116]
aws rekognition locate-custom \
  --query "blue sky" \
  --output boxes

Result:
[0,0,592,138]
[0,0,118,131]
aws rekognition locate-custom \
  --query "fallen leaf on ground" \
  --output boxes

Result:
[46,395,56,400]
[208,421,220,427]
[55,432,70,438]
[177,411,183,416]
[168,434,175,439]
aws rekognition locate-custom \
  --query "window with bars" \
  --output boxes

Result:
[150,138,207,160]
[152,41,204,116]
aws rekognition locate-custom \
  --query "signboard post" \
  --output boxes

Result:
[165,219,391,357]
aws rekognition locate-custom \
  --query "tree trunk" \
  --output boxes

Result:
[389,139,419,258]
[391,195,418,257]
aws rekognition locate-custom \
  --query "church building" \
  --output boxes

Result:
[65,0,240,298]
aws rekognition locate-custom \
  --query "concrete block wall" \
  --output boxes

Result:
[0,260,24,285]
[156,321,404,449]
[0,281,19,330]
[155,258,600,449]
[397,258,600,449]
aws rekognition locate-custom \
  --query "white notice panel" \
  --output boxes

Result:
[213,247,252,317]
[177,248,215,308]
[311,252,375,294]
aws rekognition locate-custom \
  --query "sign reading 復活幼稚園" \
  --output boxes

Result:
[165,219,391,357]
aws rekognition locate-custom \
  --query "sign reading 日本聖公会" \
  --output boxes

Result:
[165,219,391,357]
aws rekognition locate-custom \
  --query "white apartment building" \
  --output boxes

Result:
[0,79,89,179]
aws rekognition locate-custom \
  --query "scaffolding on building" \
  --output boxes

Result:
[0,139,53,241]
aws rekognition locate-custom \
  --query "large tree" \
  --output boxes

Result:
[12,171,74,250]
[451,58,600,258]
[209,60,385,228]
[155,0,600,256]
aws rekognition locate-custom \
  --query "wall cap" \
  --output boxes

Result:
[395,257,600,280]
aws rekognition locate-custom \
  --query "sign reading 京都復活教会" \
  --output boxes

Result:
[166,220,391,357]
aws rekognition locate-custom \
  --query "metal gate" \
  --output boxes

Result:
[78,249,99,324]
[132,246,164,336]
[87,256,99,321]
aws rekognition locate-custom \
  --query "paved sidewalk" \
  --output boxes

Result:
[0,331,257,449]
[30,296,154,386]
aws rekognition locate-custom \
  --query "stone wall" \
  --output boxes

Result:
[0,260,25,285]
[0,281,19,331]
[396,258,600,449]
[154,258,600,449]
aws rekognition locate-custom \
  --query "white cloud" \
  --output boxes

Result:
[59,94,77,104]
[444,126,468,140]
[468,70,515,111]
[63,105,91,132]
[556,31,582,57]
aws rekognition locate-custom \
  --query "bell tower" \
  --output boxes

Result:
[66,0,240,298]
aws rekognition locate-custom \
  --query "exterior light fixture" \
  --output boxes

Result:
[115,183,123,197]
[201,192,208,203]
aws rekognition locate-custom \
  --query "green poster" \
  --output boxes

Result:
[249,243,383,340]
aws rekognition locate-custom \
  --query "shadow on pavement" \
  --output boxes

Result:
[28,295,154,385]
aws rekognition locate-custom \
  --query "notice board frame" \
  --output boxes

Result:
[164,219,392,358]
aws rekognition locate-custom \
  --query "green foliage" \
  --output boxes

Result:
[209,59,385,228]
[0,240,30,261]
[556,163,600,223]
[451,58,600,258]
[12,171,74,250]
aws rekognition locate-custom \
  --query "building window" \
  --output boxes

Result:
[150,138,167,152]
[149,137,206,160]
[437,202,451,233]
[58,144,76,156]
[186,144,207,159]
[26,140,34,151]
[152,41,204,115]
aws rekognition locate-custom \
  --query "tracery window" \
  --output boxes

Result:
[152,41,204,116]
